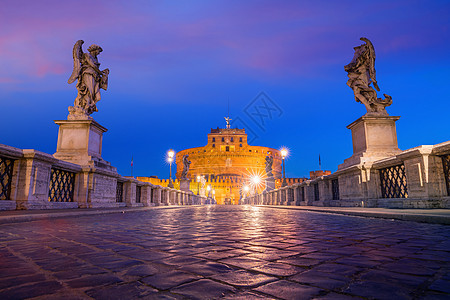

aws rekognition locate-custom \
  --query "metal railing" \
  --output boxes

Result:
[379,164,408,198]
[288,188,294,203]
[441,154,450,196]
[136,186,141,203]
[0,156,14,200]
[314,183,319,201]
[48,168,75,202]
[116,182,123,202]
[332,179,340,200]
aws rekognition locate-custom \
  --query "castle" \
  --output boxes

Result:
[138,119,306,204]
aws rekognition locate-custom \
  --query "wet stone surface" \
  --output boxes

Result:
[0,205,449,299]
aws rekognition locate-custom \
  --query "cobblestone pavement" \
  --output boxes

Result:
[0,206,449,300]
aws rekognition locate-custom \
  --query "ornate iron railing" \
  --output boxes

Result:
[332,179,340,200]
[441,154,450,196]
[379,164,408,198]
[288,188,294,202]
[150,187,154,203]
[314,183,319,201]
[116,182,123,202]
[0,156,14,200]
[48,168,75,202]
[136,186,141,203]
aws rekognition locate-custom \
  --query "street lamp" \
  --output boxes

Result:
[251,175,261,195]
[167,150,175,188]
[281,148,288,187]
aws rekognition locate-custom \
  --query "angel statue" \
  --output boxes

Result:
[181,154,191,180]
[265,155,273,179]
[344,37,392,116]
[68,40,109,119]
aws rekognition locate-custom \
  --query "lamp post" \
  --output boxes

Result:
[243,185,249,204]
[252,175,261,196]
[167,150,175,188]
[281,148,288,187]
[206,185,211,203]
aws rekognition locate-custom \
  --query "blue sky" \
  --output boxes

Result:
[1,0,449,178]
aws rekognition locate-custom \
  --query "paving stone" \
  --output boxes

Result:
[0,273,46,289]
[345,281,412,299]
[211,269,277,287]
[86,281,158,299]
[251,262,304,277]
[0,280,63,299]
[254,279,323,300]
[178,261,234,276]
[311,263,361,277]
[290,272,348,290]
[171,279,236,299]
[141,270,201,290]
[160,255,206,266]
[124,264,159,277]
[219,257,267,269]
[66,274,122,288]
[359,269,428,288]
[223,291,272,299]
[277,256,320,267]
[429,279,450,294]
[312,292,361,299]
[0,206,449,299]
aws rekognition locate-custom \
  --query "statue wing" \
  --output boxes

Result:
[68,40,84,84]
[360,37,377,84]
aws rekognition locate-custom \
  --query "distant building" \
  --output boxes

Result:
[310,170,332,179]
[139,119,312,204]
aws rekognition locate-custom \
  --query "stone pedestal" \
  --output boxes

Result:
[180,179,192,193]
[339,115,402,170]
[264,177,275,192]
[54,119,114,170]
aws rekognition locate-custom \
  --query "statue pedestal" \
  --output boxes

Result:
[264,177,275,192]
[338,115,402,170]
[53,119,114,170]
[179,179,192,193]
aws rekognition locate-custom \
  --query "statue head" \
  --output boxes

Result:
[88,44,103,54]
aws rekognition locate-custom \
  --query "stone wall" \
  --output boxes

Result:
[244,141,450,209]
[0,144,206,210]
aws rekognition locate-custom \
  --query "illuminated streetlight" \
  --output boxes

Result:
[281,148,288,187]
[167,150,175,188]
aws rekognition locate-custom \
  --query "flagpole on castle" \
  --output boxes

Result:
[131,155,134,177]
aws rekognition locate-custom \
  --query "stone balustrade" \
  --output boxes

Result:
[244,141,450,209]
[0,144,206,210]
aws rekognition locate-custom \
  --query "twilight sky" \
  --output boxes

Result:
[1,0,449,179]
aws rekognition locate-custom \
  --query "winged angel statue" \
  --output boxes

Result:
[344,37,392,116]
[68,40,109,119]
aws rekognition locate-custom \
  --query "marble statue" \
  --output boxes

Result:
[264,155,275,192]
[224,117,232,129]
[68,40,109,119]
[265,155,273,178]
[345,37,392,116]
[181,154,191,179]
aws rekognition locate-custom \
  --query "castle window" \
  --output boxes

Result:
[240,144,242,147]
[239,137,243,142]
[226,146,229,152]
[212,144,215,147]
[249,150,252,152]
[222,137,225,142]
[212,137,215,142]
[231,137,234,142]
